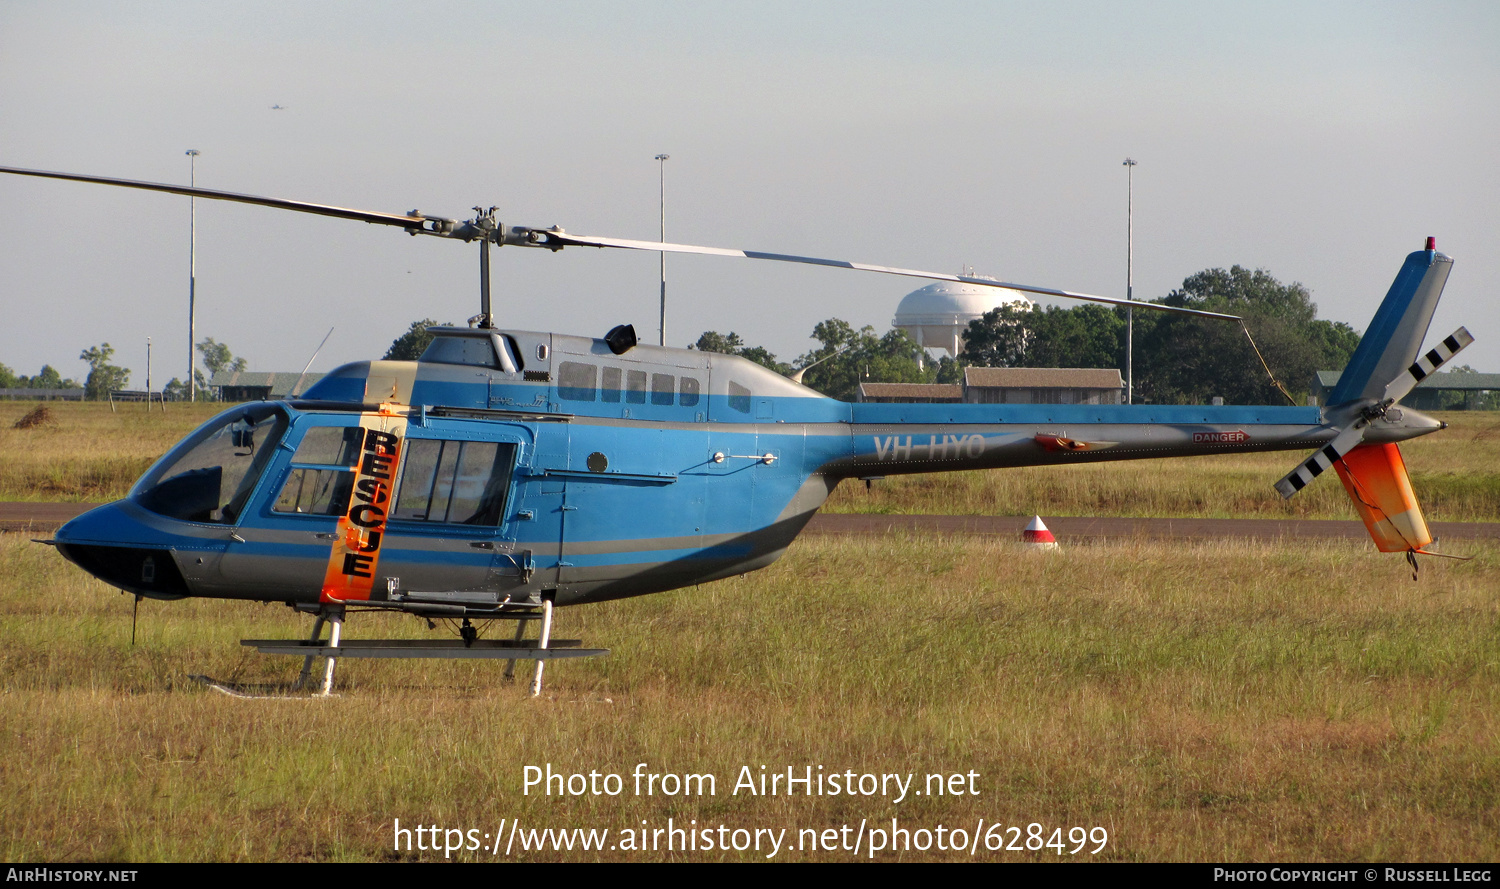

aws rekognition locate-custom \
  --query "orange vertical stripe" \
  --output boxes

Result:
[321,409,408,602]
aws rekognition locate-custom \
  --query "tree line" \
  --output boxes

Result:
[958,266,1361,404]
[1,337,250,401]
[693,265,1364,405]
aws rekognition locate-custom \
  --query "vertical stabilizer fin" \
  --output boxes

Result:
[1333,442,1432,552]
[1328,246,1452,405]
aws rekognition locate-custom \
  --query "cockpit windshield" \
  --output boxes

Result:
[131,404,289,524]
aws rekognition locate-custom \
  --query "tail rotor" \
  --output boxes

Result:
[1272,240,1473,565]
[1275,325,1472,502]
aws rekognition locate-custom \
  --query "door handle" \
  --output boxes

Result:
[469,541,495,550]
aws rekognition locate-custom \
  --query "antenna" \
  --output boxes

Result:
[290,327,335,398]
[789,343,851,384]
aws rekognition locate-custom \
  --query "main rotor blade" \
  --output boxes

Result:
[1382,327,1473,406]
[544,232,1243,321]
[1,164,1238,321]
[0,165,447,230]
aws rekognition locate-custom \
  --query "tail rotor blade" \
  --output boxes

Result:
[1382,327,1474,405]
[1274,422,1367,499]
[1284,325,1474,500]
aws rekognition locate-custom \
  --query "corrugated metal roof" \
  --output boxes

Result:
[859,383,963,400]
[209,370,326,398]
[964,367,1123,389]
[1316,370,1500,391]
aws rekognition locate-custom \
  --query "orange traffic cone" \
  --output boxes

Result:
[1023,515,1058,550]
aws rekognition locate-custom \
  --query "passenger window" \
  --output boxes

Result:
[290,427,364,466]
[625,370,647,404]
[419,336,500,369]
[394,439,442,519]
[651,373,675,406]
[728,381,752,414]
[392,439,517,526]
[601,366,622,403]
[558,361,597,402]
[273,468,353,516]
[680,376,701,407]
[272,425,368,516]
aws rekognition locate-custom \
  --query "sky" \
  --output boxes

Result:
[2,1,1497,388]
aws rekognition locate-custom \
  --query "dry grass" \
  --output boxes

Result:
[13,404,56,429]
[2,530,1496,862]
[0,401,225,501]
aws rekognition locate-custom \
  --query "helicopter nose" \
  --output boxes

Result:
[54,501,191,600]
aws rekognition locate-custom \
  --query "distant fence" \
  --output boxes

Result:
[109,390,168,412]
[0,388,85,401]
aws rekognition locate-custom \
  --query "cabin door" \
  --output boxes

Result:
[377,433,524,597]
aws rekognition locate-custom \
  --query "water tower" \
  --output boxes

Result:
[893,279,1032,357]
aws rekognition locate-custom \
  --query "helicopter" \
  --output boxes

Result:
[0,165,1474,696]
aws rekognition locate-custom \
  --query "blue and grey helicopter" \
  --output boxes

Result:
[0,166,1473,695]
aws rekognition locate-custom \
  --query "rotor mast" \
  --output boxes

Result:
[472,206,497,328]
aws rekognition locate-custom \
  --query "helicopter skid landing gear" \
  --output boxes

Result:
[528,599,553,698]
[501,619,527,682]
[290,605,344,696]
[245,595,600,696]
[290,614,325,691]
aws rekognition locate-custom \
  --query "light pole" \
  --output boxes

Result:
[186,149,200,401]
[1123,157,1136,405]
[655,153,669,347]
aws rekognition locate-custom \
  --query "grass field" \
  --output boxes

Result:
[0,401,225,502]
[2,530,1497,862]
[3,401,1500,521]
